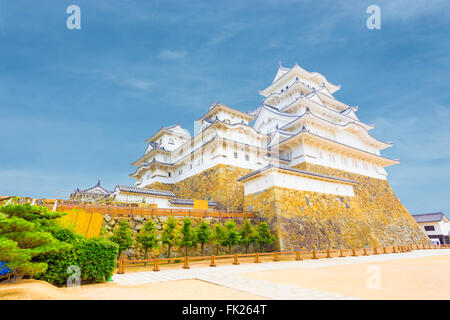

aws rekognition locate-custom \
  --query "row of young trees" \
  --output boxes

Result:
[110,217,276,259]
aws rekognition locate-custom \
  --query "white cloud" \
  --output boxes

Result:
[157,49,188,61]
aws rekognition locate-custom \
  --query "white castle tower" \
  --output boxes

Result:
[131,63,397,187]
[129,62,426,250]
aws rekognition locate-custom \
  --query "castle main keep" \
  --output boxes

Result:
[130,63,428,250]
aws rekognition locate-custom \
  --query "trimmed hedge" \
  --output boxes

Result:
[78,238,118,282]
[36,227,118,286]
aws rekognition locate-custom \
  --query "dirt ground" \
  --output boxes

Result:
[0,279,263,300]
[2,253,449,300]
[241,254,450,300]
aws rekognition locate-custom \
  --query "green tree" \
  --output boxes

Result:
[196,220,212,255]
[0,204,67,280]
[136,221,159,263]
[239,219,257,254]
[179,218,197,256]
[0,204,118,286]
[161,216,180,259]
[256,222,276,252]
[222,220,241,254]
[211,223,226,255]
[109,220,134,259]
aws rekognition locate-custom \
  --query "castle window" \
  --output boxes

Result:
[234,152,238,159]
[190,164,193,170]
[168,172,171,177]
[245,155,249,161]
[424,226,435,231]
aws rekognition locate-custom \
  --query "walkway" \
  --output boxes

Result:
[111,249,450,300]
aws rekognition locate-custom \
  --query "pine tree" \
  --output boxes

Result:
[222,220,241,254]
[179,218,197,256]
[239,219,257,254]
[136,220,159,263]
[110,220,134,259]
[0,204,68,280]
[161,216,180,259]
[256,222,276,252]
[211,223,225,255]
[195,220,211,255]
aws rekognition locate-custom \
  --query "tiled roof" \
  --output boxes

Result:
[169,198,217,207]
[412,212,446,223]
[115,185,176,197]
[237,164,357,184]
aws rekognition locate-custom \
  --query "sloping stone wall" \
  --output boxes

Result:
[173,164,252,211]
[244,162,428,250]
[142,165,251,211]
[144,182,175,191]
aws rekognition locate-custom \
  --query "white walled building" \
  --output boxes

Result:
[70,180,112,201]
[112,185,217,209]
[130,63,398,193]
[412,212,450,245]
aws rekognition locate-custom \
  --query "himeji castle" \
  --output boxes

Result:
[130,63,427,250]
[131,63,396,187]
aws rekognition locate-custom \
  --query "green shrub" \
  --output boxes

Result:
[78,238,118,282]
[0,204,118,286]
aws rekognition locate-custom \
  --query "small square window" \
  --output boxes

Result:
[245,155,249,161]
[424,226,435,231]
[234,152,238,158]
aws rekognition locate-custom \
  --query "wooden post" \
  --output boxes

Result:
[363,248,368,256]
[428,243,431,249]
[153,258,160,272]
[233,254,239,265]
[255,253,261,263]
[339,249,344,257]
[295,251,302,261]
[273,252,280,261]
[183,256,190,269]
[312,250,318,259]
[383,246,387,254]
[393,246,397,253]
[118,260,125,274]
[352,248,357,256]
[210,255,217,267]
[326,249,331,258]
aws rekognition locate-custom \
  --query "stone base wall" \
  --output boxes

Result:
[144,182,175,191]
[142,165,251,211]
[173,164,252,211]
[244,162,428,251]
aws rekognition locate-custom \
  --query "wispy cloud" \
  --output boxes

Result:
[157,49,188,61]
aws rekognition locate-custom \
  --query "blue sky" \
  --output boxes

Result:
[0,0,449,215]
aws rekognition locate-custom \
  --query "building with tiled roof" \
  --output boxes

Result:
[412,212,450,245]
[125,62,428,250]
[70,180,112,201]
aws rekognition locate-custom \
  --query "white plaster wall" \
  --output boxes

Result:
[243,170,355,196]
[418,221,449,236]
[289,144,387,180]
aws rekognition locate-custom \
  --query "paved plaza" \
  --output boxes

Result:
[111,249,450,300]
